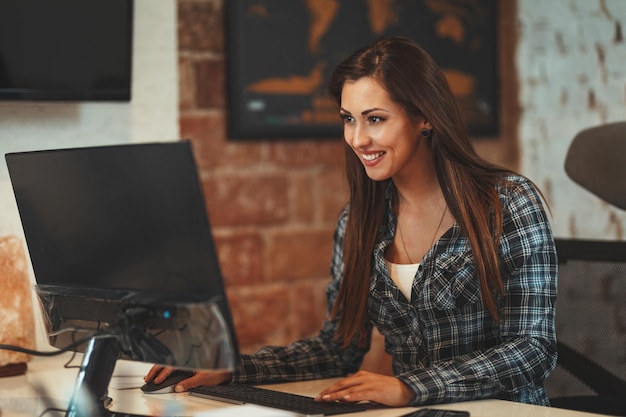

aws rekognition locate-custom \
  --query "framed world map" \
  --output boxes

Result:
[226,0,497,140]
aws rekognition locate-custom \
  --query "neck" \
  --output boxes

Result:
[392,145,440,209]
[394,174,442,215]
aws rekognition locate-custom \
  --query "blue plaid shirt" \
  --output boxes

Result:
[234,174,558,406]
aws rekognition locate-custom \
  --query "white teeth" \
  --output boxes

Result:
[362,152,385,161]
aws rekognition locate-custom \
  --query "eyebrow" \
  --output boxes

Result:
[340,107,389,115]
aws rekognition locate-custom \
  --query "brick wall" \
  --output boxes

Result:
[176,0,518,374]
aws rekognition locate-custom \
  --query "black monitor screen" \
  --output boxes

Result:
[0,0,133,101]
[6,141,228,302]
[11,144,193,295]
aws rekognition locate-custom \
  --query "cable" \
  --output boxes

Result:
[37,407,66,417]
[0,332,111,357]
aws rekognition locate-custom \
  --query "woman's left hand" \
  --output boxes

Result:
[314,370,415,406]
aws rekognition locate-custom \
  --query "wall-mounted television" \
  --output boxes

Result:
[0,0,133,102]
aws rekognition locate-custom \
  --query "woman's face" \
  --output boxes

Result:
[340,76,431,182]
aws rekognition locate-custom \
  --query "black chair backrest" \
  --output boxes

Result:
[546,238,626,416]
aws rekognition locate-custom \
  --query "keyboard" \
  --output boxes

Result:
[188,383,374,416]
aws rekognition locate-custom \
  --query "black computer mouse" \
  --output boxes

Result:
[140,370,195,394]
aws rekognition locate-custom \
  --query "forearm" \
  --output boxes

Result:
[397,334,557,405]
[232,335,365,384]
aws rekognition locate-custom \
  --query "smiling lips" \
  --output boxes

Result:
[361,151,386,165]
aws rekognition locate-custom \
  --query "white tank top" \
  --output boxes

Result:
[385,259,420,301]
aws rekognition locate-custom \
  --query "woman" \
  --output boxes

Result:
[145,36,558,407]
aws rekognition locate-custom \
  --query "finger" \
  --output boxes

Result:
[316,373,415,407]
[144,365,164,382]
[174,371,233,393]
[152,367,176,384]
[315,387,360,403]
[317,372,368,397]
[318,382,386,404]
[315,379,363,402]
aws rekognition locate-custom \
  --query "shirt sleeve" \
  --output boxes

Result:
[233,207,371,383]
[397,178,558,406]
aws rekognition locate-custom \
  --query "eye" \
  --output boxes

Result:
[368,115,385,124]
[340,113,355,123]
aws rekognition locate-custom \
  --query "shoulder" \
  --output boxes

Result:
[495,174,555,251]
[496,175,557,278]
[495,173,540,197]
[495,173,546,213]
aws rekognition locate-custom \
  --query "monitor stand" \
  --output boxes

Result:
[61,302,237,417]
[64,334,189,417]
[65,336,122,417]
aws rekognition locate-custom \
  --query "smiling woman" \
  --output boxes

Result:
[146,36,558,409]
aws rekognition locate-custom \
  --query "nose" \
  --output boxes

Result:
[346,122,370,150]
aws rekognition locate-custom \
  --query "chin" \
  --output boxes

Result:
[363,168,391,182]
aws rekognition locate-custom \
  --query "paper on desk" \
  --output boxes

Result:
[194,404,297,416]
[109,360,153,389]
[113,359,153,376]
[109,375,145,389]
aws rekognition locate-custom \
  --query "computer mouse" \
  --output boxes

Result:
[140,370,195,394]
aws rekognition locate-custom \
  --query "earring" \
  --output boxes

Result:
[420,128,431,137]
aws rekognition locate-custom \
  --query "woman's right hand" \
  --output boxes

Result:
[144,365,232,393]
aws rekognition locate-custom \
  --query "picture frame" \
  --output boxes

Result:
[226,1,498,140]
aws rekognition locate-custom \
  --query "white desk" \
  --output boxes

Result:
[0,354,609,417]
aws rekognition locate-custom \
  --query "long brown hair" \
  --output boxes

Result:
[328,36,510,347]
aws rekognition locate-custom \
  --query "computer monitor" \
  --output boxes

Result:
[5,141,239,417]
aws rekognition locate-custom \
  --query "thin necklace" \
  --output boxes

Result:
[398,206,447,264]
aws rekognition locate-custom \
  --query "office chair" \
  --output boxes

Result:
[564,121,626,211]
[546,122,626,416]
[548,239,626,416]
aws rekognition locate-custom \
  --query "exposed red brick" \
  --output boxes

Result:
[178,0,224,53]
[269,140,344,169]
[319,139,346,169]
[214,232,264,287]
[178,55,195,111]
[181,113,225,166]
[317,167,349,223]
[289,174,314,223]
[203,173,289,226]
[180,114,263,170]
[268,229,335,281]
[288,279,329,339]
[195,58,225,108]
[227,286,291,349]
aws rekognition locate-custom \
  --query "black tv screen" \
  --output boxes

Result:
[0,0,133,101]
